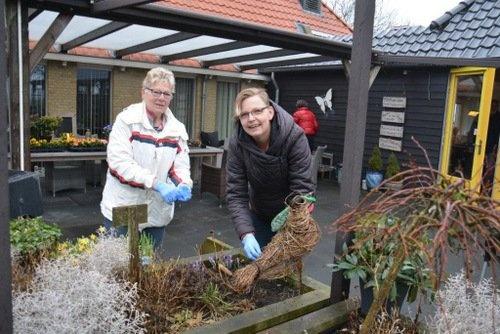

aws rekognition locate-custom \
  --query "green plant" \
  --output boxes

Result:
[139,233,154,258]
[368,146,383,172]
[10,217,62,256]
[30,116,62,139]
[385,152,401,179]
[330,213,431,303]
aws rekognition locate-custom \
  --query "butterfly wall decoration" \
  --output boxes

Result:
[315,88,333,115]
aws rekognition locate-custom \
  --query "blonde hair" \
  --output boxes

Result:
[234,88,269,119]
[142,67,176,93]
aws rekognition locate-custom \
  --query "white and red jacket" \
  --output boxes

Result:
[100,102,192,230]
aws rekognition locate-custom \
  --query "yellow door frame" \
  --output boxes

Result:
[440,67,496,192]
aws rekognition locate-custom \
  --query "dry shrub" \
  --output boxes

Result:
[137,258,300,333]
[332,139,499,334]
[340,308,418,334]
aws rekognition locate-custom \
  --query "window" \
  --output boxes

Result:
[300,0,321,14]
[76,68,110,136]
[30,64,46,117]
[216,81,238,140]
[170,77,194,135]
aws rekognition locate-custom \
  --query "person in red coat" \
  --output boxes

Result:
[293,99,319,151]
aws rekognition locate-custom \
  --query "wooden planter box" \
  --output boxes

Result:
[179,237,358,334]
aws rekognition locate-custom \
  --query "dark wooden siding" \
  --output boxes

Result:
[268,67,450,172]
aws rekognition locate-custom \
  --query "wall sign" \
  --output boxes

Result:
[381,111,405,124]
[379,137,402,152]
[382,96,406,108]
[380,125,404,138]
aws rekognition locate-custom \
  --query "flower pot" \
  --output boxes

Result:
[359,279,409,316]
[365,171,383,189]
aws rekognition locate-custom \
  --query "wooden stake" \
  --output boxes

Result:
[112,204,147,283]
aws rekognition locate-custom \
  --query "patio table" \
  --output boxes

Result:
[30,147,224,195]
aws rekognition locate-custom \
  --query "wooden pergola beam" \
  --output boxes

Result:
[330,0,376,304]
[28,8,43,21]
[92,0,156,13]
[0,0,13,331]
[115,31,198,58]
[203,49,302,67]
[29,12,73,72]
[61,21,129,52]
[161,41,255,62]
[239,55,331,71]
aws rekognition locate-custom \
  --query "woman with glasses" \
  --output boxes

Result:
[101,67,192,251]
[226,88,315,261]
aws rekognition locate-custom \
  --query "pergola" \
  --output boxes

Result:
[0,0,377,331]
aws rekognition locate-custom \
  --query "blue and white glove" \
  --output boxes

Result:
[176,184,192,202]
[153,181,177,203]
[241,233,261,260]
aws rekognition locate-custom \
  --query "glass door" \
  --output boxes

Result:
[440,67,495,192]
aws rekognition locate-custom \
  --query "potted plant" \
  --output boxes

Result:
[30,116,62,140]
[331,140,499,333]
[330,213,431,315]
[384,152,403,191]
[365,146,383,189]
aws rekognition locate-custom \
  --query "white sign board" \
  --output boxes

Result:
[381,111,405,124]
[380,125,404,138]
[379,137,402,152]
[383,96,406,108]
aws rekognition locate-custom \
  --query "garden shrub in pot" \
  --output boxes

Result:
[366,146,383,189]
[384,152,403,191]
[30,116,62,140]
[330,213,431,315]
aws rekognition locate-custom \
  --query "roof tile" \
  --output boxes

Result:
[159,0,351,37]
[369,0,499,59]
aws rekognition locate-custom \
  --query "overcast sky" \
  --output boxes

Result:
[385,0,462,26]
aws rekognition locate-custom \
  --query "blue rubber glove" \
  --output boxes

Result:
[153,181,177,203]
[176,184,192,202]
[241,233,261,260]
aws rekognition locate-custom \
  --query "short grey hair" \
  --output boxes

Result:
[142,67,176,93]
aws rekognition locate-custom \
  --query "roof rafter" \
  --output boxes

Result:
[161,41,255,63]
[115,32,199,58]
[28,8,44,22]
[92,0,156,13]
[239,55,332,71]
[203,49,303,67]
[26,1,354,59]
[61,21,130,52]
[30,12,73,72]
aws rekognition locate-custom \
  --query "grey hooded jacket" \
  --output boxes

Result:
[226,101,315,238]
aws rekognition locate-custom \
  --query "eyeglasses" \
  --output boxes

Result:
[239,106,269,121]
[145,87,173,98]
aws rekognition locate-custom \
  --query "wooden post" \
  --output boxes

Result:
[112,204,147,283]
[330,0,376,304]
[0,0,14,331]
[6,0,30,170]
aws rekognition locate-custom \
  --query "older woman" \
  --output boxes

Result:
[226,88,315,260]
[101,67,192,250]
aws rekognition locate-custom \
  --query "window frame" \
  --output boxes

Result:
[215,80,240,140]
[76,65,112,137]
[300,0,322,15]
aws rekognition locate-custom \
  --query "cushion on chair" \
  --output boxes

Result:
[200,131,222,147]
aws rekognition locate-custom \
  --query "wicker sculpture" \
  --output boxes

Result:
[231,194,321,293]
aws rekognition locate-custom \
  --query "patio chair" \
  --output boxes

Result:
[200,149,227,206]
[200,131,224,147]
[311,145,327,186]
